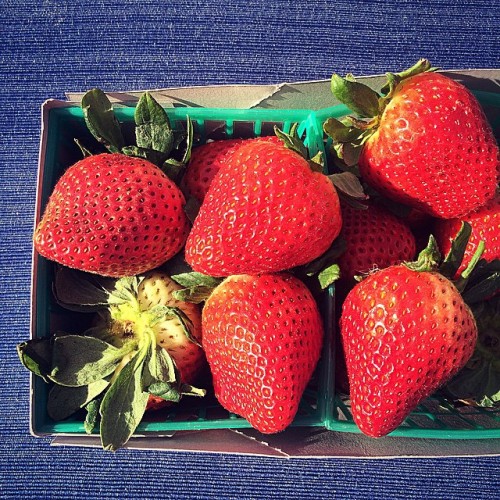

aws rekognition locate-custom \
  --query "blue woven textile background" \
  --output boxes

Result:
[1,1,499,498]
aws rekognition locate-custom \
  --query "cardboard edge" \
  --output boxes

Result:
[50,429,292,458]
[28,99,51,439]
[65,83,284,109]
[63,69,500,109]
[48,427,500,459]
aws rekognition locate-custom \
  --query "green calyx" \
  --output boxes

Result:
[401,223,499,409]
[404,234,442,273]
[274,124,324,172]
[17,270,205,451]
[80,88,193,182]
[405,222,476,275]
[380,58,436,100]
[324,59,435,169]
[171,271,223,303]
[402,222,499,305]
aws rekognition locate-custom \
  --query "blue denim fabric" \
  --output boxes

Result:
[1,0,499,498]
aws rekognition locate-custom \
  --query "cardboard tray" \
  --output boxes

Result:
[31,70,500,457]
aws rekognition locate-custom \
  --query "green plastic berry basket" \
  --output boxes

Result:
[31,90,500,442]
[31,102,349,438]
[319,89,500,440]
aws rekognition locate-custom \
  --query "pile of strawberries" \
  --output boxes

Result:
[18,59,499,450]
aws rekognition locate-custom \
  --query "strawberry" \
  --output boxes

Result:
[201,273,324,433]
[182,136,282,203]
[34,88,194,278]
[182,138,245,203]
[334,201,417,396]
[325,59,499,219]
[339,240,478,437]
[337,201,416,287]
[18,269,206,450]
[34,153,190,278]
[434,193,500,278]
[185,139,342,276]
[136,271,206,411]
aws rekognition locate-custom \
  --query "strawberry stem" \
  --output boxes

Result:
[380,59,435,97]
[405,235,441,272]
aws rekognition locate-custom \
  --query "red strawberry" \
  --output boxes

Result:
[185,140,342,276]
[334,202,417,396]
[34,153,190,278]
[340,252,478,437]
[337,201,416,287]
[327,60,499,219]
[182,139,245,203]
[182,136,283,203]
[202,273,324,433]
[434,193,500,277]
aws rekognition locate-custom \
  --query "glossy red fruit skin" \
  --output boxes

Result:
[202,273,324,434]
[185,141,342,277]
[340,265,478,437]
[337,202,416,286]
[434,193,500,277]
[34,153,190,277]
[182,136,284,203]
[359,72,499,219]
[182,138,245,203]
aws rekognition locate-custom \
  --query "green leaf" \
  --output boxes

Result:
[461,263,500,304]
[107,276,142,306]
[135,91,174,155]
[149,305,201,348]
[178,384,206,398]
[323,117,362,143]
[147,381,206,402]
[438,222,473,279]
[121,145,167,166]
[147,381,182,403]
[330,74,380,118]
[332,142,363,169]
[318,264,341,290]
[144,344,177,385]
[81,88,125,153]
[147,380,206,401]
[162,157,186,181]
[84,398,102,434]
[302,237,347,277]
[308,151,324,173]
[50,335,127,387]
[152,350,177,384]
[53,267,116,312]
[99,350,149,451]
[274,124,309,160]
[17,339,53,383]
[171,272,222,303]
[328,172,368,201]
[47,378,109,421]
[143,343,206,402]
[171,272,222,289]
[184,195,202,224]
[172,286,217,304]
